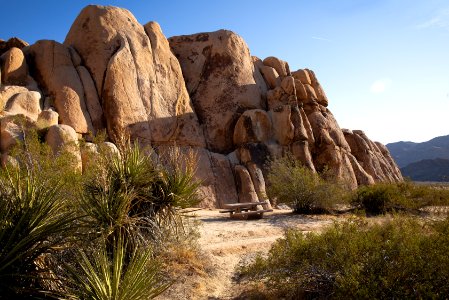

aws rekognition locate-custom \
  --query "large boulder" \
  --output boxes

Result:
[343,129,403,182]
[0,115,34,152]
[169,30,265,153]
[45,124,82,171]
[0,38,29,56]
[306,105,357,188]
[36,109,59,130]
[3,91,41,120]
[144,22,205,147]
[26,40,94,134]
[64,5,204,146]
[1,47,29,85]
[263,56,289,77]
[234,164,259,203]
[0,85,30,111]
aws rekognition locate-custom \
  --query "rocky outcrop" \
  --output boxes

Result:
[343,129,403,182]
[0,4,403,209]
[64,5,204,147]
[169,30,265,153]
[26,40,94,134]
[1,47,29,85]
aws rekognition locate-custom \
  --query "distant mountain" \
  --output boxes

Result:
[401,158,449,182]
[387,135,449,168]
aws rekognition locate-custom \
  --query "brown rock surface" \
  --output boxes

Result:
[76,66,104,133]
[36,109,59,130]
[307,69,328,107]
[344,129,403,182]
[234,164,259,203]
[3,91,42,120]
[247,161,270,203]
[1,47,29,85]
[233,109,272,146]
[259,65,280,89]
[65,6,204,146]
[210,152,238,207]
[292,69,311,85]
[169,30,264,153]
[269,105,294,146]
[263,56,289,77]
[144,21,205,147]
[26,40,94,134]
[45,124,82,170]
[0,38,29,56]
[291,140,315,171]
[0,85,31,111]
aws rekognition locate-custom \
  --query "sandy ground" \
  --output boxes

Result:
[159,209,343,300]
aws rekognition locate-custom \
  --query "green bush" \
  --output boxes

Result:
[0,132,201,298]
[267,156,347,213]
[352,181,449,215]
[240,217,449,299]
[63,232,169,300]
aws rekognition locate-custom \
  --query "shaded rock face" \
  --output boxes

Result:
[0,4,403,209]
[169,30,265,153]
[343,129,403,182]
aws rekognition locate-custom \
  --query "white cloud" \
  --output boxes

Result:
[370,78,392,94]
[312,36,332,42]
[417,9,449,30]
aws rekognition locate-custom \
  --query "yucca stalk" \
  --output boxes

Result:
[0,168,75,296]
[64,233,170,300]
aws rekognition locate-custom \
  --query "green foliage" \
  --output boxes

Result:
[267,155,347,213]
[352,181,449,215]
[79,140,201,248]
[64,233,169,300]
[0,169,76,297]
[0,130,201,298]
[240,217,449,299]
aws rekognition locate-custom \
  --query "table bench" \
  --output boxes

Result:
[219,202,273,219]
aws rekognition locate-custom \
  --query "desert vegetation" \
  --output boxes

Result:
[236,156,449,299]
[266,155,348,214]
[0,131,202,299]
[239,217,449,299]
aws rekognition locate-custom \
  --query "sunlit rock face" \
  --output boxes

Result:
[0,5,402,208]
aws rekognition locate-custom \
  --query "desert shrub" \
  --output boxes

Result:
[0,131,202,298]
[267,155,347,213]
[240,217,449,299]
[63,232,170,300]
[352,181,449,215]
[0,168,77,297]
[78,139,201,248]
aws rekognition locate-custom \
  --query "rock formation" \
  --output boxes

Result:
[0,5,403,208]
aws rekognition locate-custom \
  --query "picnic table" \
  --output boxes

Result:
[219,201,273,219]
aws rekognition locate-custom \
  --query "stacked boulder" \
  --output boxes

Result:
[0,5,403,208]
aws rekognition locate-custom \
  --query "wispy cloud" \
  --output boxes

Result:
[312,36,332,42]
[416,9,449,30]
[370,78,392,94]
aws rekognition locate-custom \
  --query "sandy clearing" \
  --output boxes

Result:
[159,209,342,300]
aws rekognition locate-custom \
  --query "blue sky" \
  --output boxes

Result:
[1,0,448,144]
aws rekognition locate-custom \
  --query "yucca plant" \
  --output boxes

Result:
[79,139,201,245]
[64,232,170,300]
[0,168,75,297]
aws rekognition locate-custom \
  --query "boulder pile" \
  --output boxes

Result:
[0,5,402,208]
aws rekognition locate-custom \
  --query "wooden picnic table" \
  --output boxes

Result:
[219,201,273,219]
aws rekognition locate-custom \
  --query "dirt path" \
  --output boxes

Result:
[190,209,339,299]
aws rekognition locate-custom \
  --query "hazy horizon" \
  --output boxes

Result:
[1,0,448,144]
